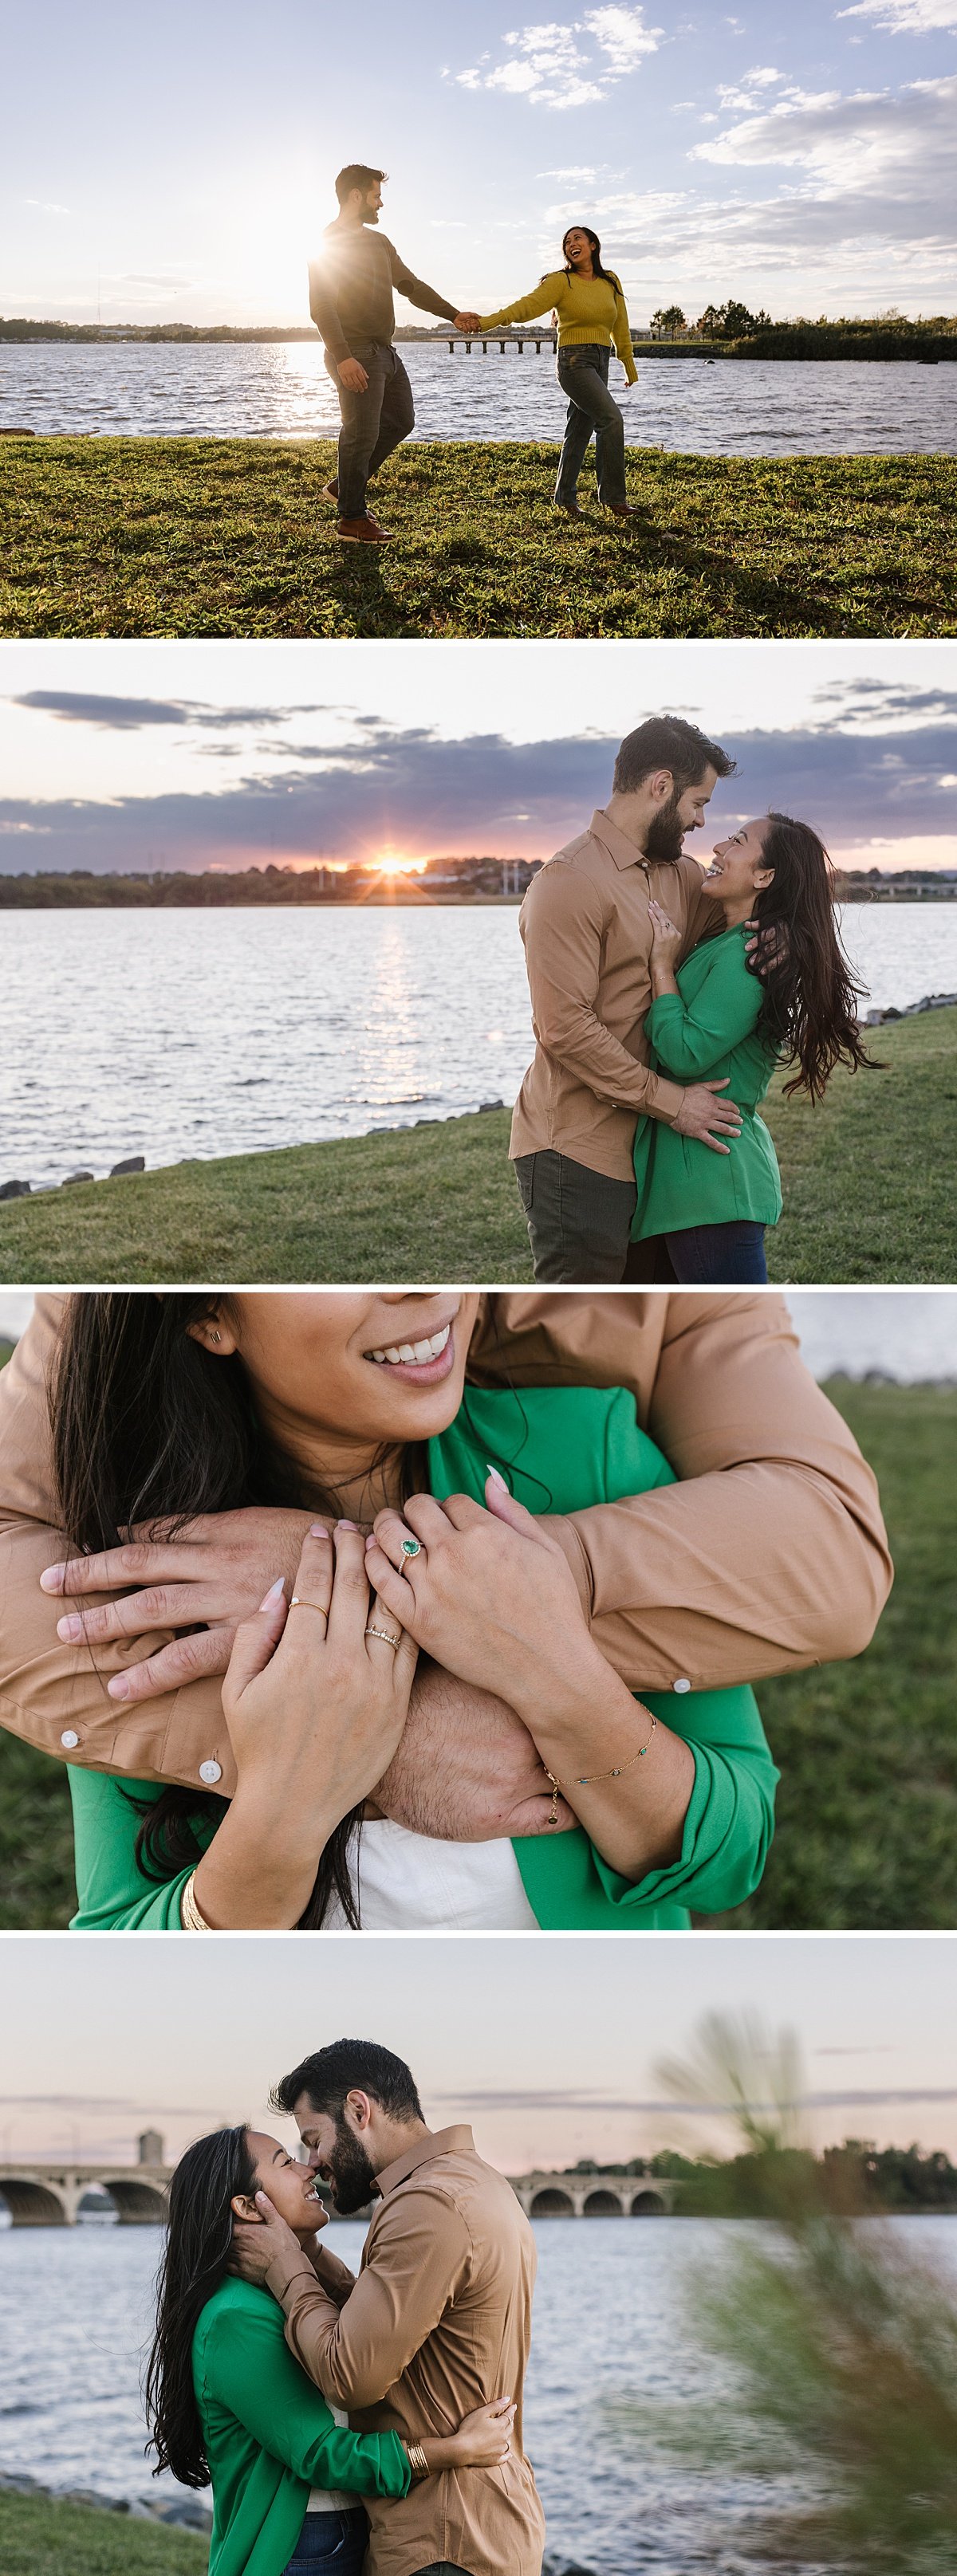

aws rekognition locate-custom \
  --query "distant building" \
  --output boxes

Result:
[138,2129,164,2165]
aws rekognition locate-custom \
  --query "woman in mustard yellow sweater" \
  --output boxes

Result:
[475,225,640,517]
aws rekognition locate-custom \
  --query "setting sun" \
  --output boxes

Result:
[371,850,427,877]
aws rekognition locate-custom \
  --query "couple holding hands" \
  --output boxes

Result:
[309,163,641,541]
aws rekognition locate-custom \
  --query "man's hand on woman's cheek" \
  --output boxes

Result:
[372,1662,576,1842]
[39,1505,318,1703]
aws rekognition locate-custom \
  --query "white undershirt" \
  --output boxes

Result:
[323,1819,539,1930]
[307,2402,360,2513]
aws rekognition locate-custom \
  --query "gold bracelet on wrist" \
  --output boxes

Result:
[180,1870,213,1930]
[543,1712,658,1827]
[404,2439,431,2482]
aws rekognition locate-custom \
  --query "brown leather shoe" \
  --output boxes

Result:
[337,514,393,545]
[554,501,585,517]
[321,478,339,503]
[606,501,643,518]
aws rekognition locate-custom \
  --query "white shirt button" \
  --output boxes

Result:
[672,1677,691,1694]
[199,1758,223,1784]
[60,1728,80,1748]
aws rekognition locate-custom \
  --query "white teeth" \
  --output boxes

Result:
[367,1323,451,1367]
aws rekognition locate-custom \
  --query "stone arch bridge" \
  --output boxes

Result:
[510,2168,677,2218]
[0,2157,171,2226]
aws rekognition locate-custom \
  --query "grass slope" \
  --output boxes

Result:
[0,2494,207,2576]
[2,439,955,636]
[1,1379,954,1934]
[0,1008,952,1285]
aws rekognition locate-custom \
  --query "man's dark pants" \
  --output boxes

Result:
[325,339,415,518]
[514,1149,676,1284]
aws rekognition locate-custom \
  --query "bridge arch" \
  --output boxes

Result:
[105,2178,168,2224]
[0,2176,68,2226]
[630,2189,666,2216]
[582,2188,625,2216]
[529,2187,575,2217]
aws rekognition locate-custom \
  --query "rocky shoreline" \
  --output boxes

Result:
[0,2471,593,2572]
[1,992,953,1206]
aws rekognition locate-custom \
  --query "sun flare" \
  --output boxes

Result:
[371,850,427,877]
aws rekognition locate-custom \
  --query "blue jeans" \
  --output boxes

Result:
[282,2507,369,2574]
[554,344,627,506]
[325,340,415,518]
[665,1221,769,1284]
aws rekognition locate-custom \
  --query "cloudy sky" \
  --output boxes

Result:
[4,1932,957,2169]
[2,639,955,879]
[4,0,955,324]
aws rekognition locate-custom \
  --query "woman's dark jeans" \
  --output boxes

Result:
[554,344,627,507]
[282,2507,369,2574]
[665,1221,769,1284]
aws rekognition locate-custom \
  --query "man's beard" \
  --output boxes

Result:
[644,796,687,865]
[325,2122,378,2216]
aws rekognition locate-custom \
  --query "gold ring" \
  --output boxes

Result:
[365,1624,402,1650]
[290,1596,329,1622]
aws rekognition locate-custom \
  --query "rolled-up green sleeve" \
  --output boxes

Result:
[591,1682,778,1917]
[68,1767,204,1929]
[645,947,762,1078]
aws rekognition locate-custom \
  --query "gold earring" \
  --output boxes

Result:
[211,1331,222,1345]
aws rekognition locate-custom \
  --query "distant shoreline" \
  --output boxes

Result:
[0,871,955,908]
[2,317,955,363]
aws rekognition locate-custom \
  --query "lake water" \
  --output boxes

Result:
[0,902,954,1194]
[4,2215,953,2570]
[2,342,956,454]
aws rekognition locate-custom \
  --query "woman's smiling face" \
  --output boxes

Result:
[232,2130,329,2242]
[187,1293,479,1492]
[704,818,774,910]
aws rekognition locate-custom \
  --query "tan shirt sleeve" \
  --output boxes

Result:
[267,2190,471,2411]
[489,1292,893,1689]
[0,1294,229,1783]
[520,863,686,1123]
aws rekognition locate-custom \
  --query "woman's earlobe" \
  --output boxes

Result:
[230,2193,259,2223]
[187,1316,238,1358]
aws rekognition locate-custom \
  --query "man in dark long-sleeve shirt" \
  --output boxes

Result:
[310,163,463,544]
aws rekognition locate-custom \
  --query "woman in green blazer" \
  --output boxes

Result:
[144,2123,514,2576]
[632,812,875,1283]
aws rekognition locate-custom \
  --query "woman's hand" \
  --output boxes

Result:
[420,2397,516,2476]
[648,898,683,1001]
[191,1523,418,1928]
[369,1485,696,1887]
[364,1477,596,1728]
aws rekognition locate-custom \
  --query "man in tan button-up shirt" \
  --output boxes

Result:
[510,713,743,1281]
[0,1292,890,1831]
[233,2040,544,2576]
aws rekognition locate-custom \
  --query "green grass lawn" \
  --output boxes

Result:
[2,439,955,636]
[0,1007,952,1284]
[0,2493,207,2576]
[2,1377,954,1933]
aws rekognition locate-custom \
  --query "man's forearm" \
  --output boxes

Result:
[529,981,684,1121]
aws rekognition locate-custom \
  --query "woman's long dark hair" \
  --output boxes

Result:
[746,814,878,1102]
[562,224,612,281]
[145,2125,255,2488]
[49,1293,428,1927]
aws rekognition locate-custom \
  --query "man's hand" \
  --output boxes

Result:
[41,1507,317,1704]
[230,2193,307,2286]
[372,1660,575,1840]
[454,310,482,331]
[337,356,368,392]
[673,1079,743,1157]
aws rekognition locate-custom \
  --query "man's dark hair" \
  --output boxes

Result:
[612,715,736,796]
[334,164,387,205]
[270,2040,424,2125]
